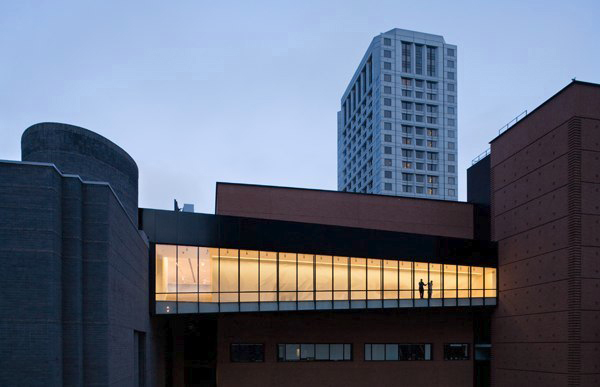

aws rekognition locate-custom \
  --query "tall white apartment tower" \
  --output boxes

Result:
[337,28,458,200]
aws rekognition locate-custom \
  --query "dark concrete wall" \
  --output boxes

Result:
[215,309,475,387]
[490,81,600,386]
[0,160,154,385]
[216,183,475,239]
[467,155,491,206]
[0,162,63,385]
[21,122,139,224]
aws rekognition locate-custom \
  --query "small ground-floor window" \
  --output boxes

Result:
[444,343,469,360]
[277,344,352,361]
[365,343,432,361]
[230,344,264,362]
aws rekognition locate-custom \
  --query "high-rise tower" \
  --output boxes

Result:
[338,28,458,200]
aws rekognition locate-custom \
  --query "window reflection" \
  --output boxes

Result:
[333,256,349,300]
[155,244,497,313]
[443,264,457,299]
[279,253,296,301]
[316,255,332,300]
[351,258,366,300]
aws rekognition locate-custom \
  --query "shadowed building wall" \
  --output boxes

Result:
[490,81,600,386]
[0,123,153,385]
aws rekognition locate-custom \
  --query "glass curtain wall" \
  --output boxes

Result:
[155,244,497,313]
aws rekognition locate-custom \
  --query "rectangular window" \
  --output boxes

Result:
[156,245,497,313]
[448,188,456,196]
[427,164,437,171]
[415,139,424,146]
[384,98,392,106]
[240,250,259,301]
[415,103,424,112]
[384,146,392,154]
[384,170,392,178]
[384,74,392,82]
[384,110,392,118]
[384,122,393,130]
[383,49,392,58]
[220,248,239,302]
[447,48,455,56]
[415,115,424,123]
[444,344,469,360]
[448,176,456,185]
[448,165,456,173]
[448,142,455,150]
[426,105,438,113]
[383,37,392,46]
[402,173,413,181]
[384,86,392,94]
[427,117,437,124]
[427,93,437,101]
[415,162,424,170]
[447,106,455,114]
[365,344,432,361]
[403,185,412,193]
[401,101,412,110]
[447,83,455,92]
[402,113,412,120]
[384,134,392,142]
[448,118,455,126]
[448,130,455,138]
[448,95,455,103]
[402,137,412,145]
[427,128,438,137]
[384,183,393,191]
[415,79,424,88]
[415,91,423,99]
[402,161,412,169]
[426,46,436,76]
[402,149,413,157]
[384,158,392,166]
[401,125,412,134]
[402,89,412,97]
[415,127,424,135]
[426,81,437,90]
[427,175,439,184]
[427,187,438,195]
[416,174,425,182]
[383,61,392,70]
[427,152,438,160]
[447,72,455,80]
[402,42,411,72]
[427,140,437,148]
[416,186,424,194]
[448,153,455,161]
[415,44,423,74]
[447,60,454,68]
[415,151,424,159]
[231,344,264,362]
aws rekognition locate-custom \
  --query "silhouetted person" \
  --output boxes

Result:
[428,280,433,299]
[418,279,425,299]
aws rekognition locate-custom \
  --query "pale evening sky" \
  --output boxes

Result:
[1,0,599,213]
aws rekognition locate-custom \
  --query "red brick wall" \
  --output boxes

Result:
[217,309,474,387]
[490,82,600,386]
[216,184,474,239]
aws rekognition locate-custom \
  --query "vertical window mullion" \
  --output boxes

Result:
[347,257,351,303]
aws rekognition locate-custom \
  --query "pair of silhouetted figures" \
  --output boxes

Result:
[418,279,434,299]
